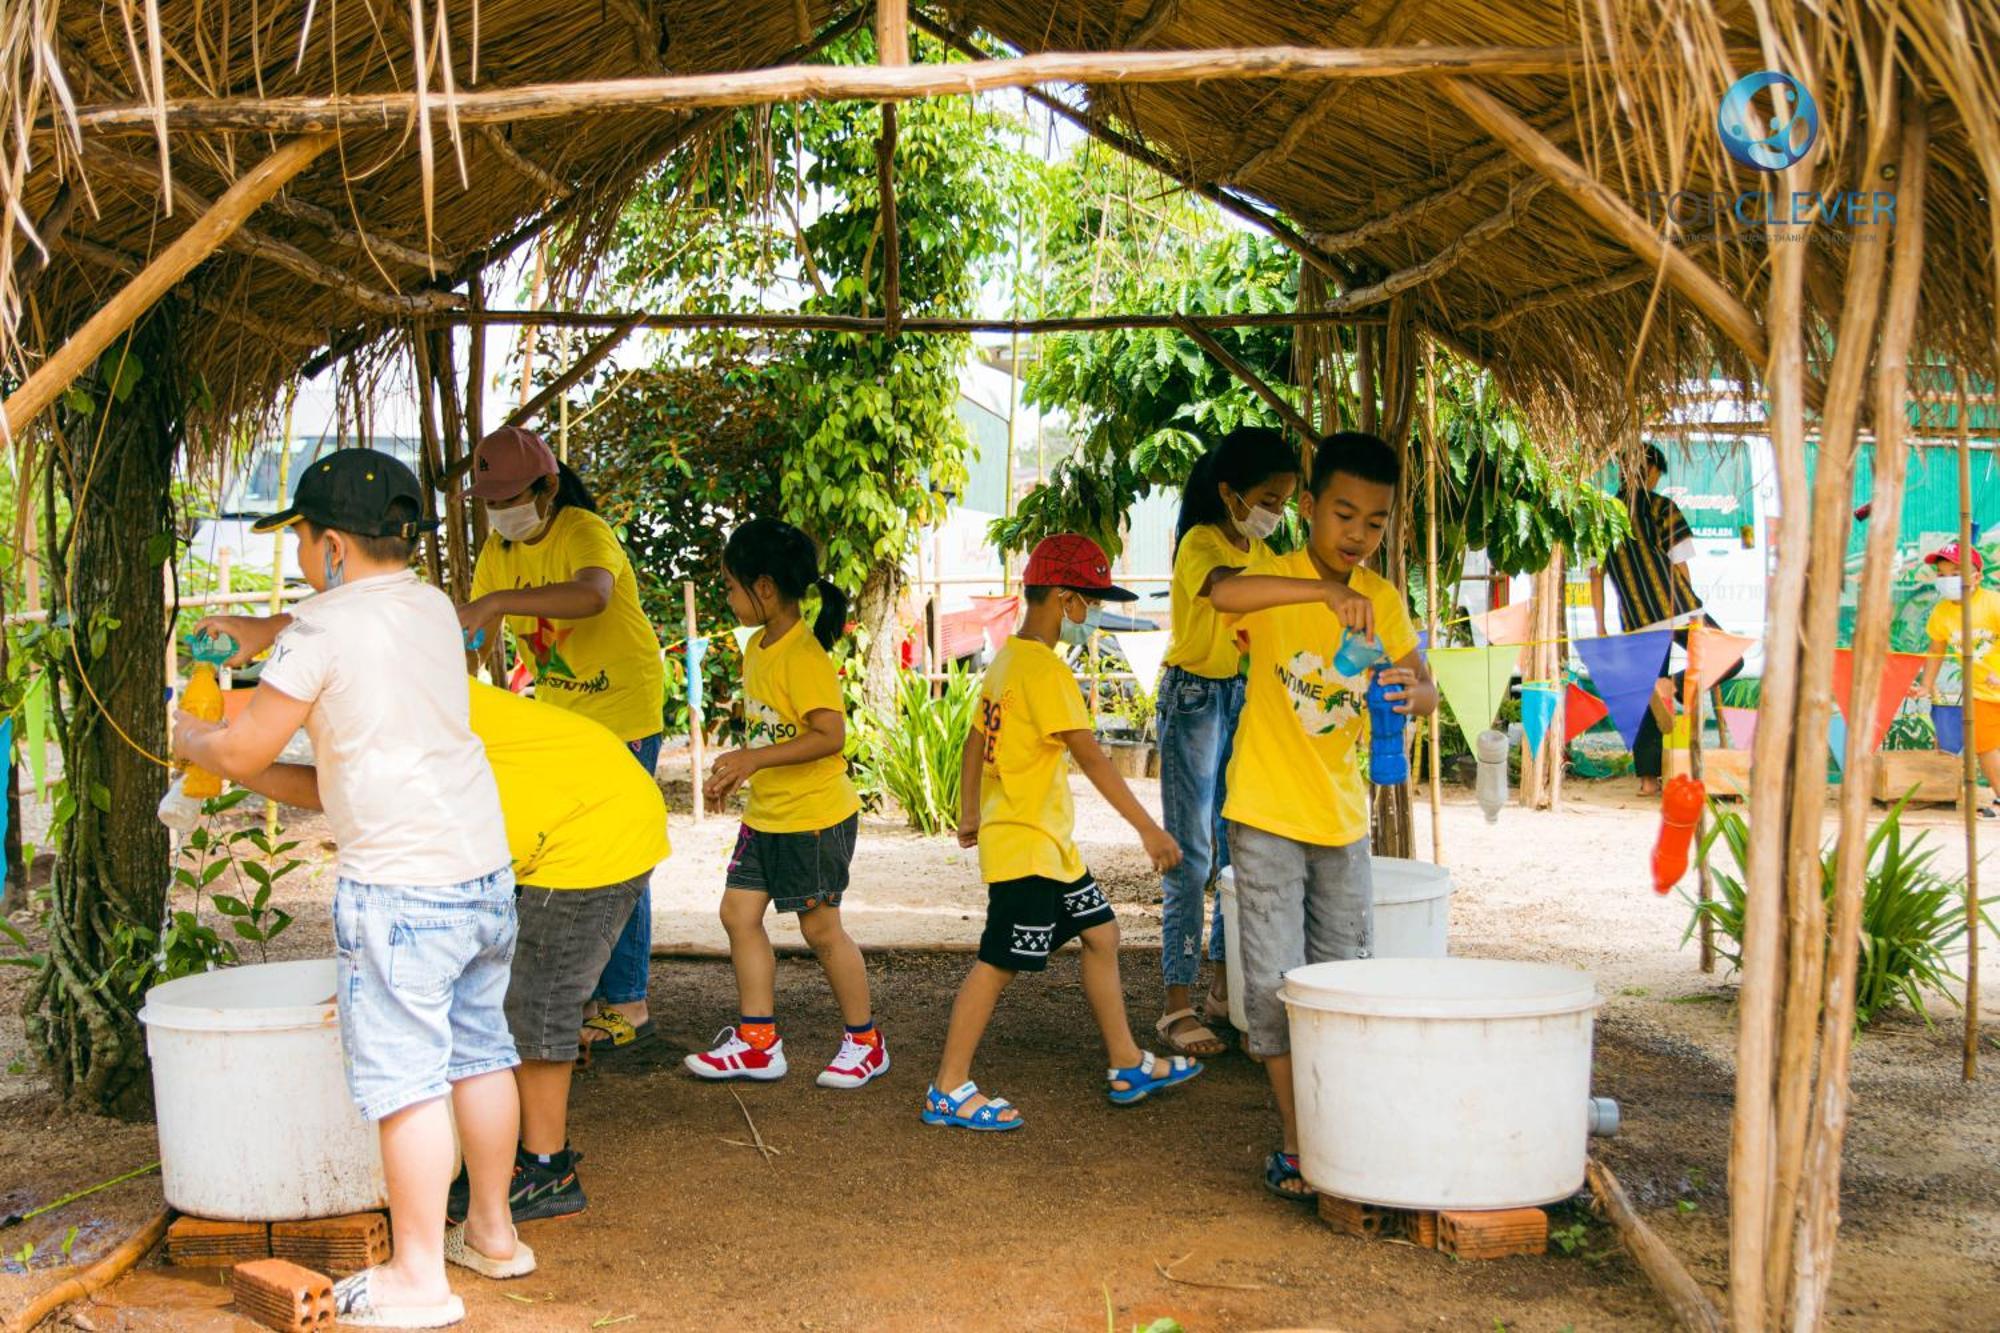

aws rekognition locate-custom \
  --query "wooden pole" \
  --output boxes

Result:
[1423,346,1444,865]
[1175,317,1318,442]
[874,0,910,67]
[501,316,643,435]
[450,306,1384,336]
[2,133,333,441]
[411,328,449,589]
[1959,376,1981,1082]
[686,580,705,825]
[59,45,1589,133]
[878,105,901,336]
[1585,1159,1725,1333]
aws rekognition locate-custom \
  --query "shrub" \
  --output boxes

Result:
[851,668,982,836]
[1686,797,1995,1027]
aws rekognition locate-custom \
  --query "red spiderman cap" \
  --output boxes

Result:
[1022,533,1138,601]
[1925,540,1984,574]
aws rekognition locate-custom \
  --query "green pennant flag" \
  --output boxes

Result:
[1430,645,1519,749]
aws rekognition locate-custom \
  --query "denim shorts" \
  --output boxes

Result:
[723,813,858,913]
[332,868,520,1121]
[508,873,648,1062]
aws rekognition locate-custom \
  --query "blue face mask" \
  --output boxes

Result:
[322,545,345,590]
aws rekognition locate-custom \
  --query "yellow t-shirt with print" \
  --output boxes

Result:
[1926,585,2000,703]
[976,636,1092,884]
[1165,524,1269,679]
[742,621,861,833]
[470,506,665,743]
[468,682,669,890]
[1223,552,1419,847]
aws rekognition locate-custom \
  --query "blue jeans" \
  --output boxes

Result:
[1156,666,1245,988]
[593,732,663,1005]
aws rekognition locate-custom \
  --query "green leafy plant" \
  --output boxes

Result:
[851,668,982,835]
[1685,796,1996,1026]
[1101,685,1158,744]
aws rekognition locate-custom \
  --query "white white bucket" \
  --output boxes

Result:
[1281,957,1600,1210]
[1215,856,1452,1032]
[140,959,387,1220]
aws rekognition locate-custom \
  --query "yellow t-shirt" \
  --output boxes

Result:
[467,682,669,890]
[742,621,861,833]
[470,507,665,743]
[1165,524,1268,679]
[1926,585,2000,702]
[976,636,1092,884]
[1223,552,1419,847]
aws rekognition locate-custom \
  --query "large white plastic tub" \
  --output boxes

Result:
[1281,958,1600,1210]
[1216,856,1453,1032]
[140,959,386,1220]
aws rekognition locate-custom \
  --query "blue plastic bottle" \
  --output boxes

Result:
[1365,669,1409,786]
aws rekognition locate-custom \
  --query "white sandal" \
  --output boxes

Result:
[1155,1007,1226,1056]
[444,1223,537,1279]
[330,1269,466,1328]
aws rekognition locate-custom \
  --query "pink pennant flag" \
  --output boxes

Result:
[1472,599,1533,646]
[1719,706,1760,753]
[1830,649,1929,754]
[1687,625,1757,692]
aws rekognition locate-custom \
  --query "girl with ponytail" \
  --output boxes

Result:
[1155,426,1301,1058]
[688,518,884,1088]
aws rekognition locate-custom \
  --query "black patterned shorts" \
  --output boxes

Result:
[977,872,1115,972]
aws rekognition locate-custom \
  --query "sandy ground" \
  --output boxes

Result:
[1,767,1997,1329]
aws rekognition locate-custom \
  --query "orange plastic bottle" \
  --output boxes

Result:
[1650,774,1705,895]
[180,660,225,799]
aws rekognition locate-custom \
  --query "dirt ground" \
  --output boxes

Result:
[2,765,1997,1330]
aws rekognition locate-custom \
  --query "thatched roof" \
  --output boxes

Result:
[4,0,1997,445]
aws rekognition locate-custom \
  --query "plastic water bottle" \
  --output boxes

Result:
[178,631,237,800]
[1650,775,1706,895]
[1332,632,1384,678]
[156,775,202,832]
[1474,729,1509,824]
[1365,670,1409,786]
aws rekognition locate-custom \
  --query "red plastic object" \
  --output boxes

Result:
[1650,775,1706,895]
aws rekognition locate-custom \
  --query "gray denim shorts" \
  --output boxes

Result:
[1226,821,1373,1057]
[506,872,649,1062]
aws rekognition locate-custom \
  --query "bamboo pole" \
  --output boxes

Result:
[686,581,705,825]
[450,306,1384,335]
[411,327,448,589]
[2,133,333,441]
[1174,317,1317,441]
[501,315,644,434]
[1790,92,1928,1328]
[877,105,901,336]
[875,0,910,67]
[1959,376,1981,1083]
[1423,346,1444,865]
[59,45,1589,134]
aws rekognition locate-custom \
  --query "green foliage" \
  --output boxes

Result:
[1686,797,1996,1026]
[850,668,981,835]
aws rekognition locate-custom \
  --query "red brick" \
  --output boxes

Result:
[1436,1207,1549,1261]
[270,1212,390,1275]
[230,1257,334,1332]
[165,1215,269,1266]
[1317,1193,1438,1247]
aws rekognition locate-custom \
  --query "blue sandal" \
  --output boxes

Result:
[1265,1150,1314,1202]
[921,1081,1025,1132]
[1106,1051,1203,1105]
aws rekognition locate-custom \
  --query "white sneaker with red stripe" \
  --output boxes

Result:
[816,1033,890,1089]
[683,1027,788,1081]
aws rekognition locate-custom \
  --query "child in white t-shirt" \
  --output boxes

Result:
[178,450,528,1329]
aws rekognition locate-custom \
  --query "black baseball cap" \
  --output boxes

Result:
[252,448,440,539]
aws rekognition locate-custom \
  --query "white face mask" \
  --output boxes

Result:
[1228,494,1283,542]
[489,498,545,541]
[1936,575,1965,602]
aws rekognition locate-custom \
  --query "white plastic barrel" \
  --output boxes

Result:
[140,959,387,1220]
[1281,958,1600,1210]
[1215,857,1452,1032]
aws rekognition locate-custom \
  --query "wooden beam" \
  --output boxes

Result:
[1433,78,1768,379]
[502,313,645,434]
[88,152,462,316]
[1175,315,1318,441]
[15,183,78,296]
[59,45,1589,134]
[1323,177,1547,311]
[878,105,901,335]
[1586,1159,1724,1333]
[3,134,333,441]
[57,234,323,347]
[449,306,1385,335]
[475,125,571,198]
[266,192,450,272]
[1229,81,1345,186]
[875,0,909,67]
[1123,0,1182,48]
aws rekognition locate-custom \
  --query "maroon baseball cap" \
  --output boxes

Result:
[459,425,557,501]
[1023,533,1137,601]
[1925,540,1984,574]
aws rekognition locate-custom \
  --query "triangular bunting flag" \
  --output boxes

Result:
[1563,682,1610,745]
[1472,600,1533,646]
[731,625,759,654]
[1520,681,1562,759]
[1828,712,1849,773]
[1719,705,1760,754]
[686,636,711,712]
[1573,630,1673,751]
[1430,646,1520,748]
[1830,649,1928,754]
[1119,630,1172,693]
[1688,624,1757,692]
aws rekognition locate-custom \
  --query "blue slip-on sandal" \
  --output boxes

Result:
[1264,1150,1314,1202]
[921,1081,1025,1132]
[1106,1051,1203,1106]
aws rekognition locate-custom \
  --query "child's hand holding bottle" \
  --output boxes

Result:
[1321,580,1376,636]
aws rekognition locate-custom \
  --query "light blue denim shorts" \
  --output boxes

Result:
[332,868,520,1121]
